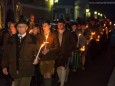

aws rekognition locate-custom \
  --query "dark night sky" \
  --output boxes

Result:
[89,0,115,21]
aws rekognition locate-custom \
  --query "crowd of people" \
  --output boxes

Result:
[0,14,114,86]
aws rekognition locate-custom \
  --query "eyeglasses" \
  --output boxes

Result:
[17,25,27,29]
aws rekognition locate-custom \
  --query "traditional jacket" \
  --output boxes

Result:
[56,30,76,67]
[2,34,37,78]
[38,30,59,61]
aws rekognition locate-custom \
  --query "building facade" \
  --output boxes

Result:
[0,0,15,29]
[53,0,75,21]
[74,0,89,20]
[0,0,54,29]
[53,0,89,21]
[0,0,89,29]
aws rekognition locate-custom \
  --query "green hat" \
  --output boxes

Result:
[16,19,28,26]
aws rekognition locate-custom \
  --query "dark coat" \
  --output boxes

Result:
[2,34,37,78]
[38,31,59,61]
[56,30,76,67]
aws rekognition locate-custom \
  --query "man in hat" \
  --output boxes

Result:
[2,20,37,86]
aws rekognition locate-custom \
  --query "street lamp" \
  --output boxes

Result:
[86,9,89,13]
[54,0,58,3]
[94,11,97,19]
[50,0,54,6]
[88,12,91,17]
[49,0,55,22]
[100,14,102,17]
[86,9,90,19]
[94,11,97,15]
[98,13,100,16]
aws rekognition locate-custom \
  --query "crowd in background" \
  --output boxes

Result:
[0,14,115,86]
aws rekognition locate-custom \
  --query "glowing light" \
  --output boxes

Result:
[90,32,95,40]
[94,11,97,15]
[80,46,85,51]
[98,13,100,15]
[50,0,54,6]
[54,0,58,3]
[33,42,49,65]
[109,22,112,25]
[86,9,89,13]
[79,33,81,36]
[100,14,102,17]
[29,30,33,34]
[91,32,95,35]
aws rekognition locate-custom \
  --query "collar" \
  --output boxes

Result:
[58,29,65,34]
[18,33,26,38]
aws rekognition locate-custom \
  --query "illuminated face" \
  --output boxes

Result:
[57,22,65,30]
[9,23,16,33]
[81,25,86,30]
[9,23,15,30]
[17,24,28,35]
[42,23,51,32]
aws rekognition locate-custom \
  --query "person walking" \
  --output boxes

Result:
[2,19,37,86]
[56,19,76,86]
[38,20,59,86]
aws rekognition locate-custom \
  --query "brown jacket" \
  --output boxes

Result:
[55,30,76,67]
[38,30,59,61]
[58,30,76,58]
[2,34,37,78]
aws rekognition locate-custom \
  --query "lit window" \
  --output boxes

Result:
[54,0,58,3]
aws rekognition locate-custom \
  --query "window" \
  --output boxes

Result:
[54,0,58,3]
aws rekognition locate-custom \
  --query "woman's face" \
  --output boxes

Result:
[32,27,40,35]
[72,25,77,31]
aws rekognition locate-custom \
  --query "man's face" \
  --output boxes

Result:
[42,23,51,32]
[30,16,35,22]
[17,24,28,34]
[57,22,65,30]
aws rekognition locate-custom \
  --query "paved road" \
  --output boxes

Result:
[65,48,115,86]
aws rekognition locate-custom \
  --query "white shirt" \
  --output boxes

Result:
[18,33,26,38]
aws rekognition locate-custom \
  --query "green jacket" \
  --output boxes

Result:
[2,34,37,78]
